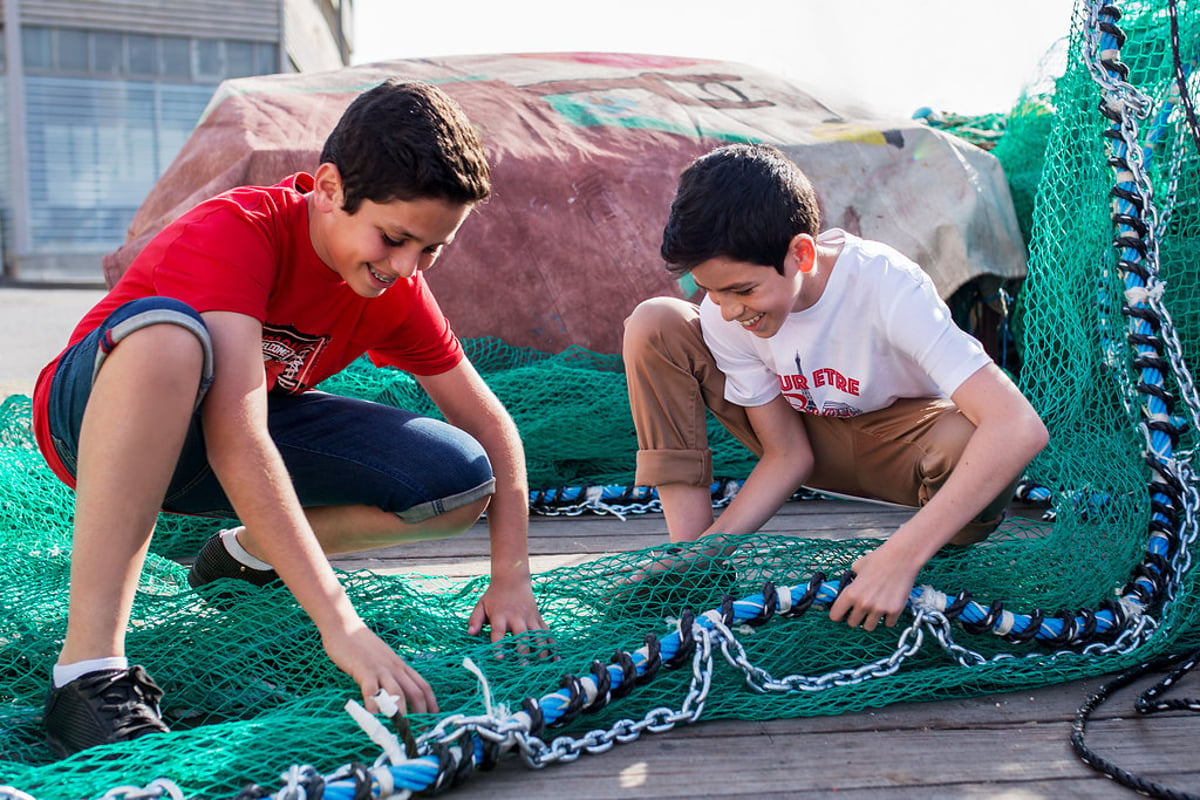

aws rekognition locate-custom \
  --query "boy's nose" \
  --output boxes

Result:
[390,248,420,278]
[716,295,741,322]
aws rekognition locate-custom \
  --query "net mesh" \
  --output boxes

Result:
[2,0,1200,796]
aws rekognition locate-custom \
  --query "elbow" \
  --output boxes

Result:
[1024,413,1050,460]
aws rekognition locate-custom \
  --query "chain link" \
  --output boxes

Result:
[1080,0,1199,657]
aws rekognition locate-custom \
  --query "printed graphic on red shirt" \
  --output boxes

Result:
[779,353,864,417]
[262,323,329,393]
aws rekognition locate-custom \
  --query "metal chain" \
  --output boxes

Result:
[1081,1,1199,653]
[529,481,743,518]
[418,622,718,770]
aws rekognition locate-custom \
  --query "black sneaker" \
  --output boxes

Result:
[187,532,278,593]
[44,666,170,757]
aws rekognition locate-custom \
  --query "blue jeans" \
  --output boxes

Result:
[46,297,495,522]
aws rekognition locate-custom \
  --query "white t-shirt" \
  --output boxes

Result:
[700,229,992,417]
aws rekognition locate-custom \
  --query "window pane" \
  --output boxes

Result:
[161,36,191,78]
[128,34,158,75]
[22,27,52,70]
[226,41,254,78]
[195,39,220,79]
[92,32,123,74]
[24,76,216,253]
[58,29,89,72]
[256,43,278,75]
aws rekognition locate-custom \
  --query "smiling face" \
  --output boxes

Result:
[690,235,817,338]
[308,163,473,298]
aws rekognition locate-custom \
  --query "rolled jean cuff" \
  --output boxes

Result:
[395,477,496,523]
[635,448,713,488]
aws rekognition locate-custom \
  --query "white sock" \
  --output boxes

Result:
[53,656,129,688]
[219,527,273,571]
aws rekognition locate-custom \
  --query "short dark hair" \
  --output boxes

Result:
[661,143,820,275]
[319,80,491,213]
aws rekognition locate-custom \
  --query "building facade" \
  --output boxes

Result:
[0,0,352,283]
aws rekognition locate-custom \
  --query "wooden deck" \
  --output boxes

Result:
[330,499,1200,799]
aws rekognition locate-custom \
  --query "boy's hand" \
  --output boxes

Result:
[828,543,920,632]
[467,577,547,642]
[321,621,438,715]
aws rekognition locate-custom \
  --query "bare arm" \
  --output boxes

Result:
[829,363,1049,630]
[692,394,814,540]
[199,310,437,713]
[417,359,546,641]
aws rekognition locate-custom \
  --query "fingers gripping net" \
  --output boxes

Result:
[2,0,1200,796]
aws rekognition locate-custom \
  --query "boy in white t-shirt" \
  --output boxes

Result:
[623,143,1048,631]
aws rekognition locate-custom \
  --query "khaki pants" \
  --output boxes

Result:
[623,297,1009,542]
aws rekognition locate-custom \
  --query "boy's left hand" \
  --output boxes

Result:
[828,544,920,632]
[467,577,548,642]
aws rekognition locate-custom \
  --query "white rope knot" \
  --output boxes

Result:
[98,779,185,800]
[1125,282,1165,307]
[0,789,37,800]
[912,585,948,614]
[775,585,794,615]
[585,485,628,520]
[461,656,521,747]
[1118,593,1148,621]
[345,698,405,766]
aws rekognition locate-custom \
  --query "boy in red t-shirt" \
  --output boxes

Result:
[33,80,545,757]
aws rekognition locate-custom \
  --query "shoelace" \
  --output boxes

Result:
[79,666,167,738]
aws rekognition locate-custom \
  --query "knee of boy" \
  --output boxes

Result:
[623,297,695,354]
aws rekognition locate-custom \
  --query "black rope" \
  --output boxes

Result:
[477,734,501,772]
[1072,647,1200,800]
[749,581,778,627]
[554,673,587,728]
[780,573,825,618]
[717,594,735,628]
[636,633,663,686]
[422,739,475,796]
[521,696,545,739]
[608,651,639,700]
[1168,0,1200,157]
[337,764,372,800]
[583,659,611,713]
[664,607,697,669]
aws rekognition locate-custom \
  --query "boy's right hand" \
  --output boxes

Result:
[320,621,438,715]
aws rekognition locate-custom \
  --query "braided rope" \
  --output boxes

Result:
[1072,647,1200,800]
[1167,0,1200,156]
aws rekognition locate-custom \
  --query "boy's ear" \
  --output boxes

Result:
[311,162,345,213]
[790,234,817,274]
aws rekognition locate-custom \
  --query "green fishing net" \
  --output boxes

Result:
[2,0,1199,796]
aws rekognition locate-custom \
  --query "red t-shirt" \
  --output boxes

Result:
[32,173,464,486]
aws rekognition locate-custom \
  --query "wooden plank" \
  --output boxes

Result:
[422,675,1200,799]
[331,499,1049,581]
[333,499,912,567]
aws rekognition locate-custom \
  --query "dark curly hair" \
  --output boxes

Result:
[319,80,491,213]
[661,143,820,276]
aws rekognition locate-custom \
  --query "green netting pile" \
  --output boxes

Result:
[3,0,1200,796]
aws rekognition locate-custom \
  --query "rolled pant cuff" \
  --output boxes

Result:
[635,449,713,488]
[395,477,496,524]
[952,512,1006,546]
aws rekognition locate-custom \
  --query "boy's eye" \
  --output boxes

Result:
[383,234,404,248]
